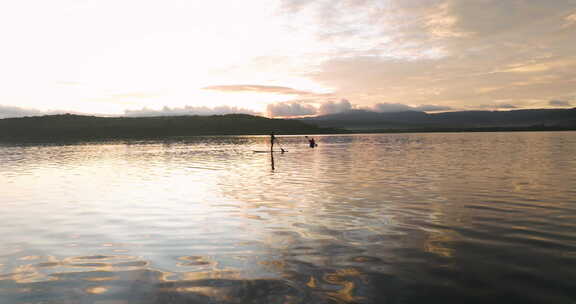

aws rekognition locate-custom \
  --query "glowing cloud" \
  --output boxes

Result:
[124,105,259,117]
[267,101,317,117]
[203,85,317,96]
[318,99,352,115]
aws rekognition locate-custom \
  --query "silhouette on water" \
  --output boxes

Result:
[270,133,276,153]
[305,136,317,148]
[269,133,285,171]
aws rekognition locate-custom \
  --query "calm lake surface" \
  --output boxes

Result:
[1,132,575,304]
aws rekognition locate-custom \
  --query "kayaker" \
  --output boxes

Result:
[305,136,316,148]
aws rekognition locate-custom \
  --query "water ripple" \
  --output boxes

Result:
[1,132,575,303]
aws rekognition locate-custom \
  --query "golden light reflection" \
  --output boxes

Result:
[0,254,157,285]
[84,276,120,282]
[18,255,41,261]
[179,271,227,282]
[85,286,108,294]
[423,233,455,258]
[324,268,363,303]
[258,260,285,273]
[8,264,46,283]
[306,276,318,288]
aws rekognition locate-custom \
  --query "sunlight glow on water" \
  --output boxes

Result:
[1,132,575,303]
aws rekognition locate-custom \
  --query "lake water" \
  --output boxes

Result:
[1,132,575,304]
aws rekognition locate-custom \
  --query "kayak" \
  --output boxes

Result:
[253,150,288,153]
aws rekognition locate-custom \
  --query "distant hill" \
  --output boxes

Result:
[2,109,574,142]
[297,108,576,132]
[0,114,340,141]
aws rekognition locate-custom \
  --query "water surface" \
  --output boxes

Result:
[1,132,575,303]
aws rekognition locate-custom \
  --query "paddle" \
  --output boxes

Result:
[276,138,286,153]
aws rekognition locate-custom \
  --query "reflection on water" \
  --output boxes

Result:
[1,132,576,303]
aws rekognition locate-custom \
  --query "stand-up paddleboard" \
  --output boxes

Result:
[253,150,288,153]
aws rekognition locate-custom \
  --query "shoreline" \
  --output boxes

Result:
[1,127,574,144]
[1,113,574,143]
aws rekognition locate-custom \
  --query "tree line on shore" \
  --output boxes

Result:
[1,108,574,141]
[0,113,339,141]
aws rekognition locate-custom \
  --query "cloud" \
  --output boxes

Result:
[278,0,450,59]
[318,99,352,115]
[372,103,452,113]
[267,101,317,117]
[266,99,452,117]
[203,85,316,96]
[312,50,576,110]
[124,105,259,117]
[446,1,576,37]
[287,0,575,110]
[563,11,576,28]
[0,105,83,119]
[549,100,572,107]
[312,56,443,94]
[477,103,518,110]
[1,104,263,119]
[278,0,313,14]
[267,98,354,117]
[0,105,46,119]
[413,104,453,112]
[373,103,414,112]
[496,103,518,109]
[424,2,470,39]
[499,58,576,74]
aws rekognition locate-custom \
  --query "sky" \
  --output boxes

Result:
[1,0,575,118]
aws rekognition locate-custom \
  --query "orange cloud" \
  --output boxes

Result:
[202,85,317,96]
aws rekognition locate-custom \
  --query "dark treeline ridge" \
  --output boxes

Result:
[2,108,575,142]
[298,108,576,131]
[0,114,341,141]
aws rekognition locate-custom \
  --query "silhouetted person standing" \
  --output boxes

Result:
[270,133,276,153]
